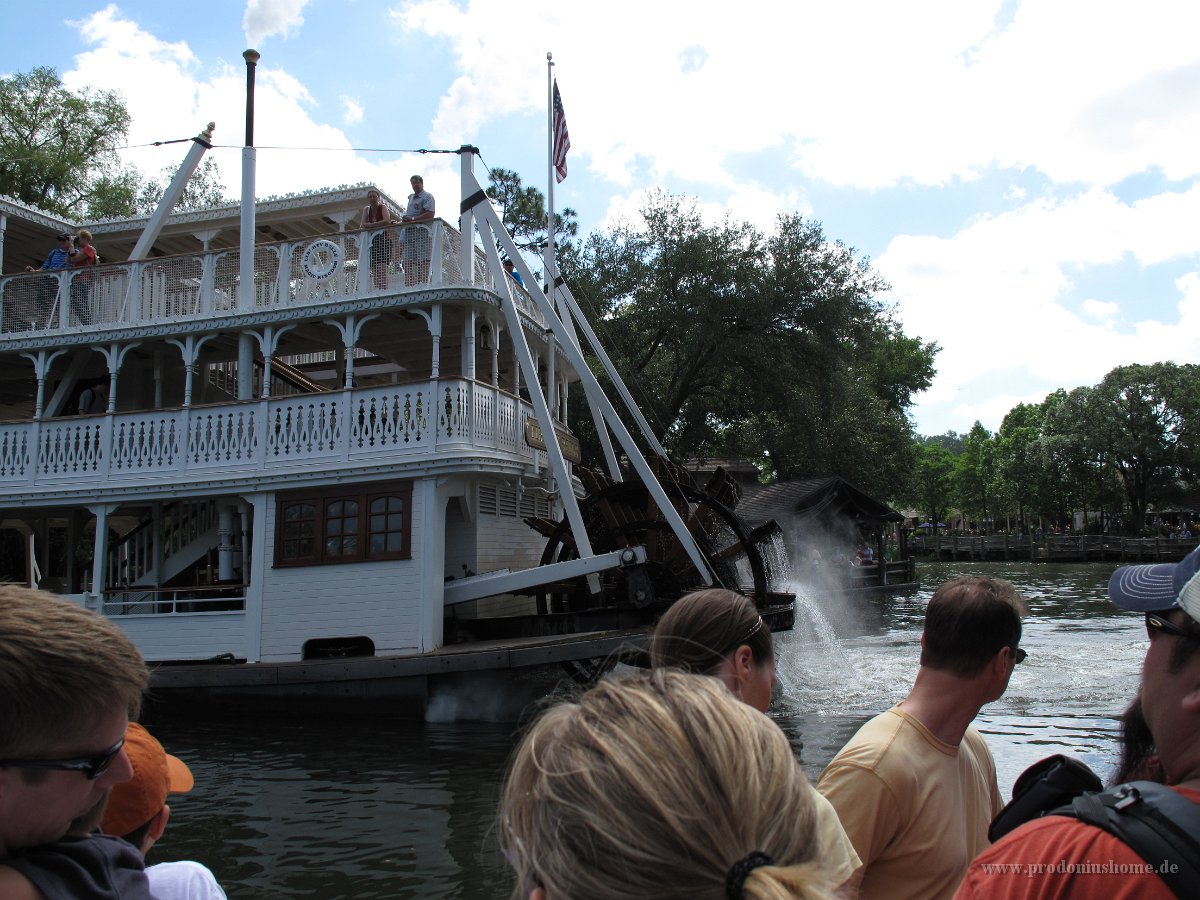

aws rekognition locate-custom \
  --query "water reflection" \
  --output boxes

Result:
[152,561,1145,898]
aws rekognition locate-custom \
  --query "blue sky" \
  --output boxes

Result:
[5,0,1199,438]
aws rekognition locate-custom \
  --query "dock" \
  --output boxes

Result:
[910,534,1195,563]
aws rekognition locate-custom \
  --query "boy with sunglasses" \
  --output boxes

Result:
[957,546,1200,897]
[0,585,152,898]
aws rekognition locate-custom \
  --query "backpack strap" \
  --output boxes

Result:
[1054,782,1200,896]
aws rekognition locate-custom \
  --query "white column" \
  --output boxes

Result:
[415,477,446,652]
[463,309,476,381]
[88,504,113,604]
[244,494,268,663]
[152,352,165,408]
[490,323,500,387]
[218,503,237,582]
[151,504,163,588]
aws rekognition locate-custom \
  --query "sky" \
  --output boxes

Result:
[5,0,1199,438]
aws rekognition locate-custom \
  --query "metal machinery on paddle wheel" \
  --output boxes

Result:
[523,456,792,623]
[441,163,795,645]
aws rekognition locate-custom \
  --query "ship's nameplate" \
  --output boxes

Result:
[524,417,582,463]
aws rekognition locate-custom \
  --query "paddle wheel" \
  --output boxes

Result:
[523,458,786,615]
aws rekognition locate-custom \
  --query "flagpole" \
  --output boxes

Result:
[545,52,556,292]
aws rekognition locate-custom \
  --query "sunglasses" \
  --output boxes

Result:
[1011,646,1027,665]
[0,736,125,780]
[1145,612,1196,641]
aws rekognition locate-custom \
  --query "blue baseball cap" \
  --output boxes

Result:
[1108,544,1200,620]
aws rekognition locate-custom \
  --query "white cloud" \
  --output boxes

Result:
[340,96,364,126]
[243,0,311,47]
[1082,299,1119,323]
[46,1,1200,440]
[882,184,1200,432]
[65,6,455,210]
[396,0,1200,193]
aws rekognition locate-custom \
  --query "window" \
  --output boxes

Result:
[275,482,412,567]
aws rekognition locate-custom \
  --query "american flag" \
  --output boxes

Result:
[553,80,571,183]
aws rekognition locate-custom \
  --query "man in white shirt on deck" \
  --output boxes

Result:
[400,174,435,285]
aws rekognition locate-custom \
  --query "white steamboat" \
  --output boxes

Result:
[0,119,788,710]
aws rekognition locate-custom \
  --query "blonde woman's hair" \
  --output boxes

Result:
[499,669,833,900]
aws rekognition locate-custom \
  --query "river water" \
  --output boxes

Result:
[147,561,1146,898]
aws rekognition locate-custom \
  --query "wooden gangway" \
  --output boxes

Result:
[910,533,1196,563]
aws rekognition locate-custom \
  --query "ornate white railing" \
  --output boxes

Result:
[0,380,546,492]
[0,222,547,336]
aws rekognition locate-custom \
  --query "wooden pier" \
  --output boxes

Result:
[910,534,1195,563]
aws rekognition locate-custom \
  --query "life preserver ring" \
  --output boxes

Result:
[302,239,341,280]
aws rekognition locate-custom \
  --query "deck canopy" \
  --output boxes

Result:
[1,185,396,274]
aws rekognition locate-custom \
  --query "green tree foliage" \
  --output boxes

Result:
[1067,363,1200,532]
[136,157,230,215]
[0,67,140,218]
[956,421,996,530]
[485,167,577,257]
[562,192,937,497]
[994,402,1047,529]
[921,362,1200,534]
[1040,386,1117,528]
[908,443,958,528]
[916,431,964,454]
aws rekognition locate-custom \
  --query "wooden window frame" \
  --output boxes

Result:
[274,481,413,568]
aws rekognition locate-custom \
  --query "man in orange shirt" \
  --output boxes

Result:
[957,546,1200,898]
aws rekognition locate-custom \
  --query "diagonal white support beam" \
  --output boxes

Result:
[444,546,647,606]
[462,169,712,588]
[552,278,666,457]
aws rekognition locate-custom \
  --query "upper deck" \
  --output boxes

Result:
[0,218,546,346]
[0,199,576,503]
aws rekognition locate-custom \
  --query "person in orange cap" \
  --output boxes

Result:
[102,723,227,900]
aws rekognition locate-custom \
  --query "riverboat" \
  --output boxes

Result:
[0,122,790,711]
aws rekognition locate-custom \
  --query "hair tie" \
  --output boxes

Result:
[725,851,773,899]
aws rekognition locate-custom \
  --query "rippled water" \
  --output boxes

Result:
[149,561,1143,898]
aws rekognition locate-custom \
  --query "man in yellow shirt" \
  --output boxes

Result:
[818,576,1026,899]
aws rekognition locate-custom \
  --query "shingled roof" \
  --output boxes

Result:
[736,475,903,529]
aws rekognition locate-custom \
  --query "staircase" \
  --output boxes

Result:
[107,499,218,587]
[207,356,331,399]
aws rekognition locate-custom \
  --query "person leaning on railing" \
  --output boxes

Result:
[24,232,75,325]
[359,189,396,292]
[400,175,435,286]
[69,230,98,326]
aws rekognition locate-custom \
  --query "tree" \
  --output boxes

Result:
[1040,386,1114,530]
[485,167,577,257]
[136,157,230,214]
[917,431,964,454]
[906,443,958,529]
[562,192,937,498]
[995,402,1047,531]
[0,67,141,218]
[957,421,996,530]
[1085,363,1199,532]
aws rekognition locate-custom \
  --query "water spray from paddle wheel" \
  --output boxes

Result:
[524,457,790,616]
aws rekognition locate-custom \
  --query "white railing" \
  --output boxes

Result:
[0,380,545,492]
[0,223,547,336]
[103,584,246,616]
